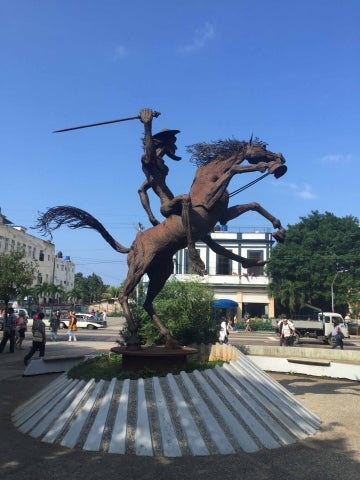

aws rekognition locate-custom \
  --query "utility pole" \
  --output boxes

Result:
[331,264,347,312]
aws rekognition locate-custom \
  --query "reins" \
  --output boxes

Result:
[229,171,270,198]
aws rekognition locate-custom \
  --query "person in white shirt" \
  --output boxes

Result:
[219,316,229,344]
[278,318,296,346]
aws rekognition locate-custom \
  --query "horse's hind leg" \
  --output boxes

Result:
[119,251,147,349]
[143,259,181,349]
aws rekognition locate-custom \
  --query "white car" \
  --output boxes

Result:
[60,313,107,330]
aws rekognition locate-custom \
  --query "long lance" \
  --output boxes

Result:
[53,111,161,133]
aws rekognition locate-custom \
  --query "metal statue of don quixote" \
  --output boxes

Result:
[36,108,287,373]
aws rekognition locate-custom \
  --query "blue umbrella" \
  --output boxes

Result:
[213,299,238,308]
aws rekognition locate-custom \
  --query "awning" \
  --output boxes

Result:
[213,299,238,308]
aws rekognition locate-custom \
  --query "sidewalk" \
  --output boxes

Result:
[1,337,360,479]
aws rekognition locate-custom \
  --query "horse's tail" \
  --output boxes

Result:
[35,206,130,253]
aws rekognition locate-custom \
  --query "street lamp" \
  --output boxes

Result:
[331,268,347,312]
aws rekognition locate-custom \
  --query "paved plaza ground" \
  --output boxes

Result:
[0,340,359,480]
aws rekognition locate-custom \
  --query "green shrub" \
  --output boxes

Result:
[67,353,225,381]
[128,279,218,346]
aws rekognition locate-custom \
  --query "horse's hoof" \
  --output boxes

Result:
[272,230,286,243]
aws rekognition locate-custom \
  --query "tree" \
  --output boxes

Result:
[106,285,122,298]
[73,272,107,304]
[32,282,52,305]
[130,278,217,345]
[0,252,37,312]
[267,211,360,316]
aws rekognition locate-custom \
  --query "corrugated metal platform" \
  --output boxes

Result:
[12,349,320,457]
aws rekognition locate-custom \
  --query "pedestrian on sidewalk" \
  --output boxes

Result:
[278,318,296,346]
[68,311,77,342]
[24,312,46,365]
[15,310,28,349]
[49,311,60,341]
[244,314,252,332]
[331,321,344,350]
[0,307,17,354]
[219,316,229,344]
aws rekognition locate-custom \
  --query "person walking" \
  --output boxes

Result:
[331,321,344,350]
[0,307,17,354]
[219,316,229,344]
[244,315,252,332]
[49,311,60,341]
[68,311,77,342]
[279,318,296,346]
[15,310,28,349]
[24,311,46,365]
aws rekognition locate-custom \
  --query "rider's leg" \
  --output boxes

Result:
[138,180,160,226]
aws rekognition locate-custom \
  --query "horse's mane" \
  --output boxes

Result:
[186,137,267,167]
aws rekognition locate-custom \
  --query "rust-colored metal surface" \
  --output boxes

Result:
[111,345,198,373]
[37,108,287,350]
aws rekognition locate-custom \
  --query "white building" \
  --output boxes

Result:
[173,226,275,320]
[0,210,75,300]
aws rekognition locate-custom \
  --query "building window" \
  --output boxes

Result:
[39,250,44,261]
[216,254,231,275]
[4,238,9,251]
[246,250,264,276]
[11,240,15,251]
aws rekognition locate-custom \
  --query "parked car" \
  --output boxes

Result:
[347,322,360,336]
[27,316,52,328]
[60,313,107,330]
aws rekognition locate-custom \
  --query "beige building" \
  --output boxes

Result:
[173,226,275,320]
[0,211,75,300]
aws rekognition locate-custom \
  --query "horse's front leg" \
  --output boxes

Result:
[203,160,282,211]
[220,202,286,242]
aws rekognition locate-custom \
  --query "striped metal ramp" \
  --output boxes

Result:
[12,350,321,457]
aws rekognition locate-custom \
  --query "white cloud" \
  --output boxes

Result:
[294,183,317,200]
[273,181,317,200]
[320,153,353,163]
[180,22,215,52]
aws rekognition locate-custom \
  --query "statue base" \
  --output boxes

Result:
[111,345,198,374]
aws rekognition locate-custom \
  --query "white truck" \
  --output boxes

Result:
[275,312,350,345]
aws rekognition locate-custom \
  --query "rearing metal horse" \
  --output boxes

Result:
[36,138,287,349]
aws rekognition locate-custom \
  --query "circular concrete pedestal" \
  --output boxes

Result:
[111,345,198,374]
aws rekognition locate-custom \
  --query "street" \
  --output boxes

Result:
[228,329,360,351]
[51,317,360,353]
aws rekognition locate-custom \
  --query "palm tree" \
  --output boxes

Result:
[32,282,52,306]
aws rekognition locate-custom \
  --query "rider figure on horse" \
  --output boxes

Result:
[138,108,182,226]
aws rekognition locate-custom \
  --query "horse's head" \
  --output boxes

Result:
[244,141,287,178]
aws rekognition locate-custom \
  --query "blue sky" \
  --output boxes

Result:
[1,0,359,285]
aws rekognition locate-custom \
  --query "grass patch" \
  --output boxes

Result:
[67,353,225,381]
